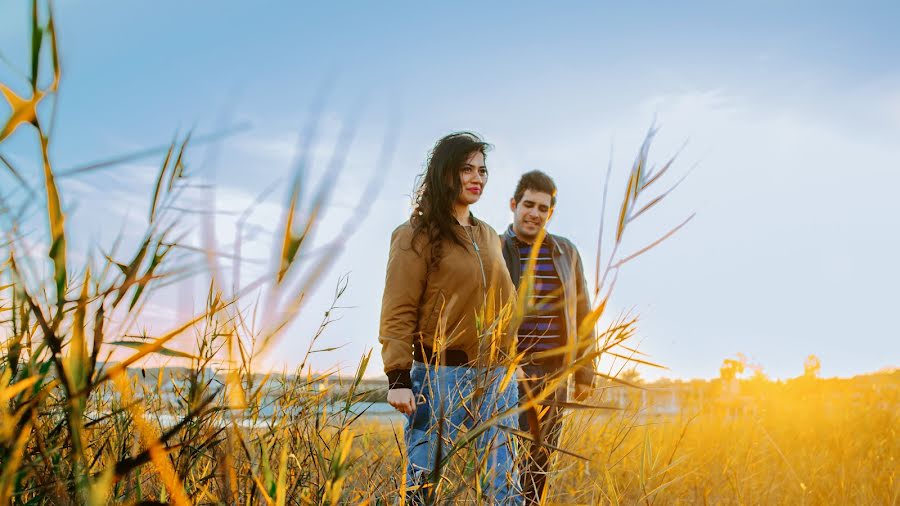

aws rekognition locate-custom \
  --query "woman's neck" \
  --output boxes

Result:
[452,203,471,226]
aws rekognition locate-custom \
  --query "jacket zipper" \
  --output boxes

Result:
[465,226,488,300]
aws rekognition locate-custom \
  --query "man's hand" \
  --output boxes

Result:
[387,388,416,416]
[574,383,592,402]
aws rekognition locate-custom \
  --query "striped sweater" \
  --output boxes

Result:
[515,240,566,353]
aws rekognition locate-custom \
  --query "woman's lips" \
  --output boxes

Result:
[467,186,481,194]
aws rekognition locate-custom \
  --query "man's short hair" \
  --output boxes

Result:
[513,170,557,207]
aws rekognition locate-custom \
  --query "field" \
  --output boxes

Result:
[342,371,899,505]
[4,355,896,504]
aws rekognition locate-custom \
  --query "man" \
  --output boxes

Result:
[501,170,597,505]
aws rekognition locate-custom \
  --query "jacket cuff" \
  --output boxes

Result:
[386,369,412,390]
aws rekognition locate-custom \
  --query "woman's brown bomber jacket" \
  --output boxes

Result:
[379,215,517,389]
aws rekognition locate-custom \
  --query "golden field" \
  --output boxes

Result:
[344,370,899,505]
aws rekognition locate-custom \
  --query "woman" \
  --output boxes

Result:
[379,132,520,504]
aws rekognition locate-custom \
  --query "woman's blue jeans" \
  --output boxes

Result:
[405,361,521,504]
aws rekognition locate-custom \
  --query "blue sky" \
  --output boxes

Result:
[1,1,898,380]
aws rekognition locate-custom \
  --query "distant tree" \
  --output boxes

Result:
[620,367,642,385]
[804,354,821,378]
[719,358,745,381]
[749,367,767,381]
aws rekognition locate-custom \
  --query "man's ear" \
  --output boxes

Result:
[547,206,555,221]
[509,198,517,212]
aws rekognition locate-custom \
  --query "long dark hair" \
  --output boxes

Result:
[410,132,491,273]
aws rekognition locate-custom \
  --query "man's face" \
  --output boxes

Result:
[510,189,554,241]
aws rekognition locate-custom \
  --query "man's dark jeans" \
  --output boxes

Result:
[518,360,568,505]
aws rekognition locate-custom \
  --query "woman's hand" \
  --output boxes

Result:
[387,388,416,416]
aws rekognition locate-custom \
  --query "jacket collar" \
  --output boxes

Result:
[455,211,481,227]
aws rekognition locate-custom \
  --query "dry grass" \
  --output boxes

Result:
[549,371,899,505]
[342,371,899,505]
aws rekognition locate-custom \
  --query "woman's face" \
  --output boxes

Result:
[456,151,488,206]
